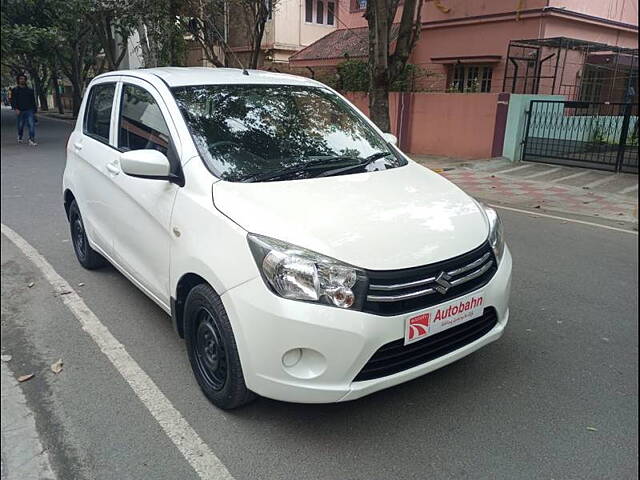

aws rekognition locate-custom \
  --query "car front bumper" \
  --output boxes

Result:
[221,247,512,403]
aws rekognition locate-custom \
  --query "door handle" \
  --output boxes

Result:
[73,142,83,151]
[106,163,120,175]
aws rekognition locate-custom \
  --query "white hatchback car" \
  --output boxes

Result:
[63,67,512,409]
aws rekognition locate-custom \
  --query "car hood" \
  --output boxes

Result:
[212,162,489,270]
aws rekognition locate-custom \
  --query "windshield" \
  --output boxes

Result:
[171,84,407,182]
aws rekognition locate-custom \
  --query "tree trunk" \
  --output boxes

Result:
[249,40,261,69]
[249,15,266,69]
[69,49,83,117]
[168,0,184,66]
[137,22,158,68]
[94,13,117,70]
[366,0,391,132]
[370,82,390,132]
[51,75,64,114]
[365,0,422,132]
[38,91,49,111]
[202,46,225,68]
[71,82,82,118]
[29,70,50,111]
[101,14,128,70]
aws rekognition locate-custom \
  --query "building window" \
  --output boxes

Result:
[352,0,367,10]
[481,66,492,92]
[306,0,335,25]
[451,65,493,92]
[580,65,606,103]
[327,2,335,25]
[305,0,313,22]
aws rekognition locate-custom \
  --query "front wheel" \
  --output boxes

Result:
[184,284,255,409]
[68,200,107,270]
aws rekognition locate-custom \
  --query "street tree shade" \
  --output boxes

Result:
[1,0,103,116]
[180,0,227,68]
[236,0,278,69]
[180,0,280,70]
[365,0,423,133]
[1,1,58,111]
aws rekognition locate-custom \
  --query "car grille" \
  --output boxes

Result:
[363,242,497,316]
[353,308,498,382]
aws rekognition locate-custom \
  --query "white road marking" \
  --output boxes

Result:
[0,223,235,480]
[493,164,535,175]
[582,175,618,189]
[618,184,639,195]
[488,205,638,235]
[549,170,590,183]
[521,167,562,179]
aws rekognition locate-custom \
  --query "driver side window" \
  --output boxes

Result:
[118,84,170,155]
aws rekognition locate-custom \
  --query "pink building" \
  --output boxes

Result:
[290,0,638,100]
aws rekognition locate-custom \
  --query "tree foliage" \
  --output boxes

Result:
[180,0,226,67]
[338,59,425,92]
[134,0,186,68]
[1,0,59,109]
[88,0,137,70]
[1,0,282,116]
[50,0,104,115]
[235,0,274,69]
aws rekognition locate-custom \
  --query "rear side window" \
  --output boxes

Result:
[118,84,170,155]
[84,83,115,143]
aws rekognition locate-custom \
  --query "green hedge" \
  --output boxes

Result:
[336,60,425,92]
[337,60,369,91]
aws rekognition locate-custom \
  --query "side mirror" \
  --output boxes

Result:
[120,149,171,179]
[382,132,398,146]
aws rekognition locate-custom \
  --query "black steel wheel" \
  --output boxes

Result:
[193,307,228,391]
[68,200,107,270]
[184,283,255,409]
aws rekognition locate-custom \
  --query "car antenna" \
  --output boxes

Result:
[209,21,250,75]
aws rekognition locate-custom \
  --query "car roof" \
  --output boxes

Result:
[95,67,326,88]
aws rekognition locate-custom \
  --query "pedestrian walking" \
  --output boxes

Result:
[10,74,38,146]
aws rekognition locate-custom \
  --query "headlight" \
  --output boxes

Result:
[482,205,505,264]
[247,234,368,309]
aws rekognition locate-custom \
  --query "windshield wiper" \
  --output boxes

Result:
[313,152,394,178]
[237,158,333,183]
[238,154,388,183]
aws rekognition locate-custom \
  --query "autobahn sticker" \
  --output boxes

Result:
[404,291,485,345]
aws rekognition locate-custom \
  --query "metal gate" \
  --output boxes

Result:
[522,100,639,173]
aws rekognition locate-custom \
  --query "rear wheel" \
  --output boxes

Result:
[184,284,255,409]
[68,200,107,269]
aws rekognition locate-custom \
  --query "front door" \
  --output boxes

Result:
[71,79,121,257]
[109,79,182,307]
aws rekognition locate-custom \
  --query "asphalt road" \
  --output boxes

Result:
[1,107,638,480]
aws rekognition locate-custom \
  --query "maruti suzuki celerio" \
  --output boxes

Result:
[63,67,512,409]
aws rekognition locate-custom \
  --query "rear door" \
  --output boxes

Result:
[109,78,182,307]
[70,78,120,257]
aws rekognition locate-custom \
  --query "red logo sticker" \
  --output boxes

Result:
[408,313,430,340]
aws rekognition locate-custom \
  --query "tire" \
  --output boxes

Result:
[68,200,107,270]
[184,284,255,409]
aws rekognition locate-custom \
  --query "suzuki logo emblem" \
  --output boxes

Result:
[434,272,452,294]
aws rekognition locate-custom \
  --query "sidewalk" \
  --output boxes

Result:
[39,112,75,123]
[413,156,638,225]
[1,362,56,480]
[0,106,75,125]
